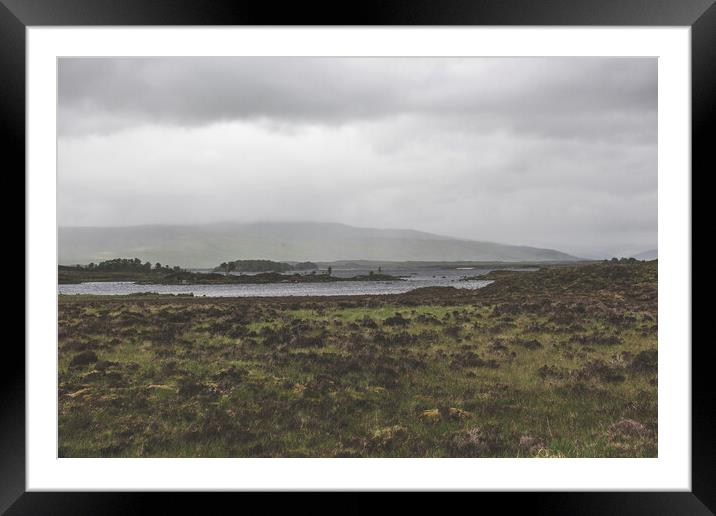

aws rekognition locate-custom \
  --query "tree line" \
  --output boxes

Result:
[78,258,182,272]
[216,259,318,274]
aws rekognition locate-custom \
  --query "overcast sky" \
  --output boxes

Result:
[58,57,657,258]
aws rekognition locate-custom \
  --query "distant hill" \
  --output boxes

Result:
[58,221,579,268]
[632,249,657,261]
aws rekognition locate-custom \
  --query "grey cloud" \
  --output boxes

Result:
[57,57,657,257]
[58,57,656,142]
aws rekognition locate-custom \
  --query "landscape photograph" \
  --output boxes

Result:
[57,57,658,458]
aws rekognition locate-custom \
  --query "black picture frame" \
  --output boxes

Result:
[5,0,710,511]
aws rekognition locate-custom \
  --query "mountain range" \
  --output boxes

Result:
[58,222,579,268]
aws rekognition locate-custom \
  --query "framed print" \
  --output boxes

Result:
[6,0,711,511]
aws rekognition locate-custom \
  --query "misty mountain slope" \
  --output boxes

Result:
[632,249,657,261]
[58,222,578,267]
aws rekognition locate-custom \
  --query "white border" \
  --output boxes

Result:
[27,27,691,491]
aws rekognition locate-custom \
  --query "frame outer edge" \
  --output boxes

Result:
[0,0,715,26]
[0,0,27,513]
[691,1,716,513]
[5,0,710,510]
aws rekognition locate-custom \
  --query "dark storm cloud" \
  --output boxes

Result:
[57,57,657,257]
[58,57,656,142]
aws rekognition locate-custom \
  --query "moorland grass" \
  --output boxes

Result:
[58,260,657,457]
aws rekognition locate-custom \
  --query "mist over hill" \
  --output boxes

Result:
[58,222,578,268]
[632,249,657,261]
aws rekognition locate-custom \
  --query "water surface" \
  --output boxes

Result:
[57,266,525,297]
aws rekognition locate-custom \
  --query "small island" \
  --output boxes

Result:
[59,258,403,285]
[213,259,318,274]
[142,271,403,285]
[59,258,183,284]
